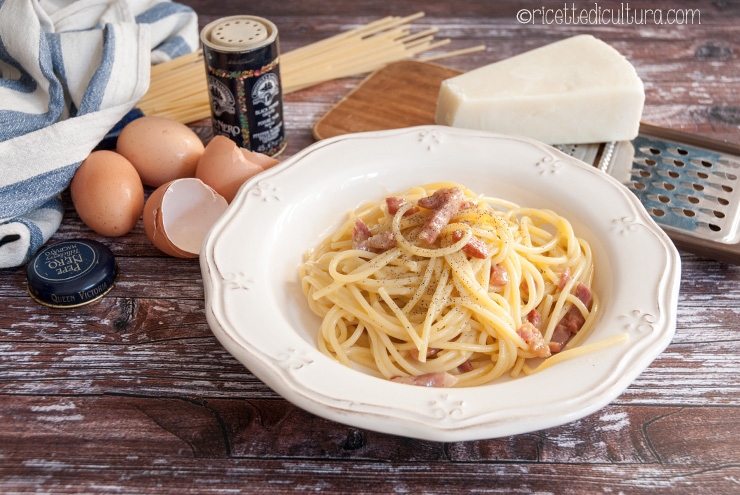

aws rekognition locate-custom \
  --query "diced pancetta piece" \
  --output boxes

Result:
[489,264,510,289]
[520,281,529,298]
[517,321,551,358]
[451,230,489,259]
[386,197,419,216]
[548,326,571,354]
[575,282,593,308]
[352,218,396,253]
[364,231,396,252]
[417,191,445,210]
[558,267,571,292]
[417,194,473,213]
[391,372,459,388]
[526,309,541,329]
[353,218,371,247]
[548,282,593,353]
[417,187,464,244]
[409,347,441,360]
[457,360,473,373]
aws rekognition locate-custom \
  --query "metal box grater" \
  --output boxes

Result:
[556,123,740,264]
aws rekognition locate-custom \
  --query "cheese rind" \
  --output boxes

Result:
[434,35,645,145]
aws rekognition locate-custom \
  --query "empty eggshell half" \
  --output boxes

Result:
[196,136,266,203]
[240,147,281,170]
[143,178,228,258]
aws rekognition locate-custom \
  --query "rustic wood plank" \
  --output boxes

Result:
[3,396,740,465]
[2,1,740,493]
[2,455,740,494]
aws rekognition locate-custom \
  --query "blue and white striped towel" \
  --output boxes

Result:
[0,0,199,268]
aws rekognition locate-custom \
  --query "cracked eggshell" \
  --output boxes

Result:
[240,147,281,170]
[117,116,205,187]
[196,135,265,203]
[143,178,228,258]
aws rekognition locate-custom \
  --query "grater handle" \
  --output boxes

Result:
[668,230,740,265]
[639,122,740,156]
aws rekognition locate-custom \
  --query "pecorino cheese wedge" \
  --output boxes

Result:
[434,35,645,145]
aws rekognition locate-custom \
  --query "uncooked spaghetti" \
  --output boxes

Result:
[137,13,485,123]
[299,183,626,388]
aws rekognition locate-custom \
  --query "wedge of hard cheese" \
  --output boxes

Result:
[434,35,645,145]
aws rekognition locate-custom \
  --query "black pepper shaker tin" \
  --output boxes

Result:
[200,16,287,157]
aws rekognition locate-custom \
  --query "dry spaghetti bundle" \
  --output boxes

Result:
[137,12,485,123]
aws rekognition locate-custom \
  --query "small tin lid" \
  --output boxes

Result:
[200,15,277,52]
[26,239,118,308]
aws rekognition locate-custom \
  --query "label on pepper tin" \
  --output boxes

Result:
[201,16,287,156]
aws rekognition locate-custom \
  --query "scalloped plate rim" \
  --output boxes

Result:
[200,125,681,442]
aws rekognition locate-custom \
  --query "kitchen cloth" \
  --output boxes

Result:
[0,0,199,268]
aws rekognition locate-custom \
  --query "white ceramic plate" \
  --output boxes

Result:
[200,126,680,442]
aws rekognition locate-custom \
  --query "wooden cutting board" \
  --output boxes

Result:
[312,60,463,141]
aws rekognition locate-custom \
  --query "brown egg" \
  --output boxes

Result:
[116,116,205,187]
[70,150,144,237]
[195,135,265,203]
[142,178,228,258]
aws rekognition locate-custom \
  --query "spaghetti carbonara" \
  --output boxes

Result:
[299,183,613,388]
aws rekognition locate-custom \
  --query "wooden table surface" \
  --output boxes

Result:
[2,1,740,493]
